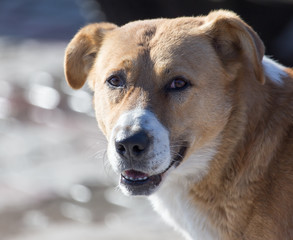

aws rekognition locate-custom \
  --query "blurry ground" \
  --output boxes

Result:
[0,0,182,239]
[0,29,182,240]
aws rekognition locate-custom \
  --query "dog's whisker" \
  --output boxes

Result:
[90,150,107,162]
[101,151,115,178]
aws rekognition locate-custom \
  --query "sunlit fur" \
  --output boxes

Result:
[262,56,287,85]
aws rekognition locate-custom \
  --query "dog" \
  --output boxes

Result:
[64,10,293,240]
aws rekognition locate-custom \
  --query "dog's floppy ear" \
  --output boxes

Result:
[64,23,117,89]
[203,10,265,84]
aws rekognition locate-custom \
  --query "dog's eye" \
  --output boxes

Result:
[107,75,125,88]
[166,77,189,91]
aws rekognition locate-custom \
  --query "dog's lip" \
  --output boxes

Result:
[121,170,149,182]
[120,146,188,193]
[121,159,176,184]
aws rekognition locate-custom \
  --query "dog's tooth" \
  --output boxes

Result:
[138,177,148,181]
[122,172,148,181]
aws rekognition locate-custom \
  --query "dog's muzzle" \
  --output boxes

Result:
[107,109,177,195]
[115,130,162,195]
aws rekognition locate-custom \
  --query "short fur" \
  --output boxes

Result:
[64,10,293,240]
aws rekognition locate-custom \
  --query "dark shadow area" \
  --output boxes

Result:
[98,0,293,65]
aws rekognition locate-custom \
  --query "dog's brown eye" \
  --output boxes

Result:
[167,78,189,91]
[107,75,125,88]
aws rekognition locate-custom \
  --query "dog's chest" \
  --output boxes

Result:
[149,177,218,240]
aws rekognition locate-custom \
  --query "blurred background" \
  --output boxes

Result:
[0,0,292,239]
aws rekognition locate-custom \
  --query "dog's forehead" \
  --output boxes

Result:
[100,17,210,72]
[117,17,204,46]
[102,19,161,55]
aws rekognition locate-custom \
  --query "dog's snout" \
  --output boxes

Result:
[115,131,150,159]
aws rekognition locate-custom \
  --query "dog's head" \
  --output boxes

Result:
[64,10,265,196]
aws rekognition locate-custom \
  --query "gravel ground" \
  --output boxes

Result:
[0,39,183,240]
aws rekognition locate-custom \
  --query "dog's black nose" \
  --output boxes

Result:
[115,131,150,159]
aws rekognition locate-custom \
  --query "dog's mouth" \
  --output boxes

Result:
[120,146,188,196]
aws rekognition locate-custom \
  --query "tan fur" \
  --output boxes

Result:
[64,10,293,240]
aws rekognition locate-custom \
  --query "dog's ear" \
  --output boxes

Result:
[64,23,117,89]
[203,10,265,84]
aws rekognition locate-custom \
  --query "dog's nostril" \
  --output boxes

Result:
[133,144,144,153]
[117,143,126,154]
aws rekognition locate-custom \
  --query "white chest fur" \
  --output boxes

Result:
[149,145,220,240]
[149,176,218,240]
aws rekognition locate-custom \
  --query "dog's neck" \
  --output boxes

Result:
[149,59,293,240]
[190,60,293,239]
[150,62,293,240]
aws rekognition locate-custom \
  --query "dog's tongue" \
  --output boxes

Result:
[123,170,149,181]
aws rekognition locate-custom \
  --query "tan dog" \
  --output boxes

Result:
[64,10,293,240]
